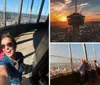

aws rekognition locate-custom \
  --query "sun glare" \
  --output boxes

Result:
[59,16,67,22]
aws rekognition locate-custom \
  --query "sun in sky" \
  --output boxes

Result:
[51,0,100,22]
[58,16,67,22]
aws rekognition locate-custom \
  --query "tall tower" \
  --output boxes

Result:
[67,0,85,41]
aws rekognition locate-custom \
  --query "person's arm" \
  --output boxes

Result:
[0,66,11,85]
[96,63,99,67]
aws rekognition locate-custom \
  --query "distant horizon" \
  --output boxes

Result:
[0,11,47,17]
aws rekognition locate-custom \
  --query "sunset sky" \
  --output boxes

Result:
[51,0,100,22]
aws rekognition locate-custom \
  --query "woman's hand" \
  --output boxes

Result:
[0,66,11,85]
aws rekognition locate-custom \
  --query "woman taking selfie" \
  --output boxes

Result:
[0,34,23,85]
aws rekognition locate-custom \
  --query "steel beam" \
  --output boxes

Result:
[37,0,45,23]
[29,0,34,23]
[82,44,88,61]
[75,0,77,13]
[3,0,6,27]
[18,0,23,24]
[68,44,73,72]
[93,44,97,60]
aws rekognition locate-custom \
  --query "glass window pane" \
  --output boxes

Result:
[6,0,19,26]
[0,0,48,27]
[0,0,4,28]
[21,0,44,23]
[71,44,84,71]
[39,0,49,22]
[21,0,32,24]
[86,44,100,64]
[30,0,42,23]
[94,44,100,64]
[50,44,71,78]
[86,44,94,63]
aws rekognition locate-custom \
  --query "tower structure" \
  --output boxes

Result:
[67,0,85,41]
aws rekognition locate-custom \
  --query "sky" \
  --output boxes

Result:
[51,0,100,22]
[50,43,100,63]
[0,0,49,16]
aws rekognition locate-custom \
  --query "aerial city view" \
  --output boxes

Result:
[0,0,48,28]
[50,0,100,42]
[50,44,100,85]
[50,44,100,77]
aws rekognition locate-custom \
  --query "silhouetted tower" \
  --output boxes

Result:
[67,0,85,41]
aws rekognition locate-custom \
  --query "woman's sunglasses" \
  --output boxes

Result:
[0,42,13,49]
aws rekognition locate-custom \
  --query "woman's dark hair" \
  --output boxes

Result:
[0,34,17,49]
[94,60,97,63]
